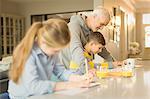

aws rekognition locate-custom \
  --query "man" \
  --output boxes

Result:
[59,6,115,75]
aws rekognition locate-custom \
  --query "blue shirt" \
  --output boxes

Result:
[8,43,73,99]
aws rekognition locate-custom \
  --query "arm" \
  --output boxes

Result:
[22,55,56,95]
[98,47,114,62]
[68,23,86,75]
[53,55,94,82]
[53,55,73,81]
[52,56,91,91]
[54,80,90,91]
[23,55,89,94]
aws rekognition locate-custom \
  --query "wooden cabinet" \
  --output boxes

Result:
[0,14,25,59]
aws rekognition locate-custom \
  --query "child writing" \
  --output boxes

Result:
[83,32,106,70]
[8,19,91,99]
[59,32,106,74]
[60,32,120,76]
[83,32,122,70]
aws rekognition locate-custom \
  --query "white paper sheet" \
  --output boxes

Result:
[55,82,100,96]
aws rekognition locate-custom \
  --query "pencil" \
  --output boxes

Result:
[85,59,88,74]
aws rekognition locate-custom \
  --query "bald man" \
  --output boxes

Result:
[59,6,114,74]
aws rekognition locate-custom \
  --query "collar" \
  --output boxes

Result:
[33,42,46,56]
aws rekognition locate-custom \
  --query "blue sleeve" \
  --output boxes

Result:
[53,55,73,81]
[22,55,56,95]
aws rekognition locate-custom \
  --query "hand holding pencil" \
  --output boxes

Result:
[83,59,94,82]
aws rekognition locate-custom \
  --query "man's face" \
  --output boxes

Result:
[91,15,109,32]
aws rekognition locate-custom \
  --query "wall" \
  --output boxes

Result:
[0,0,2,13]
[103,0,136,60]
[0,0,1,59]
[136,8,150,49]
[136,12,142,49]
[18,0,93,30]
[1,0,21,15]
[136,8,150,59]
[0,0,97,30]
[94,0,104,8]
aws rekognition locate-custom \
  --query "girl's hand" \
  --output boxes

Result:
[82,72,95,82]
[66,80,90,89]
[89,69,96,76]
[69,69,95,82]
[55,80,90,91]
[69,75,85,82]
[78,80,90,88]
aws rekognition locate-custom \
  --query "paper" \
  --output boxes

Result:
[55,82,100,96]
[89,82,101,87]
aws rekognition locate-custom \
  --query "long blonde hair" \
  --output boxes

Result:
[9,19,70,83]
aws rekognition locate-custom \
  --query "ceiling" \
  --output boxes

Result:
[6,0,51,3]
[7,0,150,3]
[132,0,150,8]
[134,0,150,1]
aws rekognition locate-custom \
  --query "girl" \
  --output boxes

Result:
[8,19,90,99]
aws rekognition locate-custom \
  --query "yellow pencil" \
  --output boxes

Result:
[85,59,88,74]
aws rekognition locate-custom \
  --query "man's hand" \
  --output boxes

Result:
[112,61,123,67]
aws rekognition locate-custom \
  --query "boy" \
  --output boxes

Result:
[60,32,113,74]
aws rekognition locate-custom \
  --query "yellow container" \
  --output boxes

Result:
[108,72,122,77]
[96,71,108,78]
[101,62,109,69]
[122,71,132,77]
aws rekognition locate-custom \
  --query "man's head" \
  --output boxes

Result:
[87,6,110,32]
[85,32,106,54]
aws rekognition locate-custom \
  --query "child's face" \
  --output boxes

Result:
[40,41,63,56]
[90,42,103,54]
[45,47,62,56]
[39,37,65,56]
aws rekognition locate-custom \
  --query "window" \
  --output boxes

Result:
[143,14,150,48]
[144,26,150,47]
[143,14,150,24]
